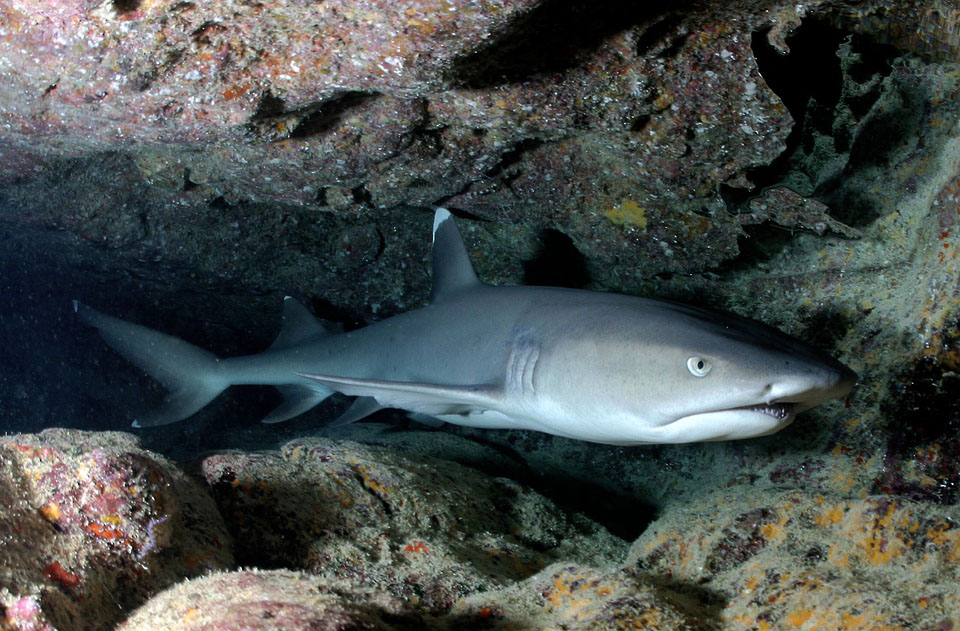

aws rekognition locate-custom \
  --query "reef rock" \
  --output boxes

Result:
[199,437,627,615]
[0,429,233,631]
[627,487,960,629]
[117,569,425,631]
[451,562,718,631]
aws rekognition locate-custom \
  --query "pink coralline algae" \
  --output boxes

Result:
[0,429,234,631]
[2,596,55,631]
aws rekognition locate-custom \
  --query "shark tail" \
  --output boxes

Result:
[74,301,229,427]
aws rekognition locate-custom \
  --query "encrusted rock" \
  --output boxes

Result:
[627,488,960,628]
[0,429,234,631]
[452,563,718,631]
[200,437,626,615]
[117,569,424,631]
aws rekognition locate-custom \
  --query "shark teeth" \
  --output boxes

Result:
[746,404,792,420]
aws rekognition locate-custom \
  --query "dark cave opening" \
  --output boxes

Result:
[720,18,902,269]
[451,0,693,87]
[523,229,590,288]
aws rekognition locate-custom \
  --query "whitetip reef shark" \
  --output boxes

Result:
[75,208,856,445]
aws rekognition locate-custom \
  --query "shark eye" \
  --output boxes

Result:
[687,356,712,377]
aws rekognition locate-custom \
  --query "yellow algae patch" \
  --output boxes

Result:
[39,502,61,522]
[605,200,648,229]
[348,463,391,495]
[181,607,199,623]
[785,609,814,626]
[741,573,761,595]
[840,611,904,631]
[844,415,865,431]
[838,501,911,566]
[760,514,790,544]
[926,520,960,561]
[653,89,674,110]
[828,545,851,569]
[830,469,859,494]
[927,520,954,545]
[731,614,772,631]
[815,504,846,526]
[782,608,904,631]
[544,575,592,612]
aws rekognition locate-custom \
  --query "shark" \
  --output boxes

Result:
[74,208,856,445]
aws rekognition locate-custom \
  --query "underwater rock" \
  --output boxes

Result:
[199,437,627,615]
[0,429,234,631]
[117,569,424,631]
[825,0,960,62]
[627,487,960,628]
[0,0,856,287]
[740,186,861,238]
[451,562,718,631]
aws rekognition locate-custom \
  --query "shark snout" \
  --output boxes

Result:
[766,363,858,408]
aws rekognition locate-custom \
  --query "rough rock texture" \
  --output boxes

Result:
[0,429,233,631]
[627,488,960,629]
[0,0,813,303]
[451,563,719,631]
[117,569,425,631]
[199,437,626,615]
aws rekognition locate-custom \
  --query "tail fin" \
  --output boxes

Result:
[74,301,229,427]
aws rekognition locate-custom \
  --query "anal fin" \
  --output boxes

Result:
[261,384,332,424]
[329,396,384,427]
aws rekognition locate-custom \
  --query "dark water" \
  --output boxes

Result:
[0,220,341,460]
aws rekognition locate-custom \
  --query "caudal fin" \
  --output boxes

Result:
[74,301,228,427]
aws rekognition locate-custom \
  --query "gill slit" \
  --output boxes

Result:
[507,338,540,398]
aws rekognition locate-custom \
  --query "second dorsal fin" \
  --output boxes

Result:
[268,297,331,351]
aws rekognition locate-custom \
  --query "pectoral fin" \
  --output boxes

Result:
[296,373,502,417]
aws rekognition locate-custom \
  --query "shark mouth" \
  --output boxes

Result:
[736,403,794,420]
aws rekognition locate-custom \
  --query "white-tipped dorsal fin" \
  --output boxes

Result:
[431,208,481,303]
[268,296,331,351]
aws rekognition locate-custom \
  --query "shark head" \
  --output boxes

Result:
[635,302,857,443]
[524,296,858,445]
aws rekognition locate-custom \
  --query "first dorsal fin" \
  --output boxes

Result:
[431,208,481,303]
[268,296,331,351]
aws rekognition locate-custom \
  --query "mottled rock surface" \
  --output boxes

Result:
[200,437,627,615]
[117,569,425,631]
[628,488,960,629]
[452,563,719,631]
[0,429,233,631]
